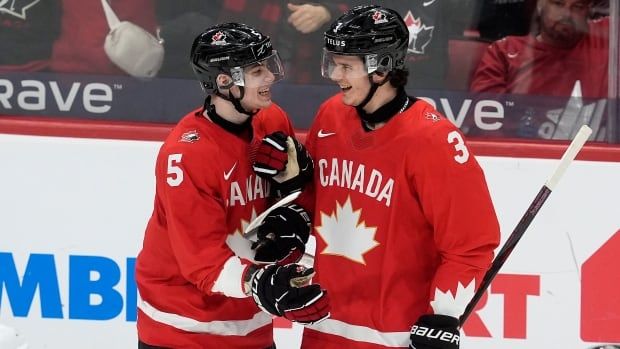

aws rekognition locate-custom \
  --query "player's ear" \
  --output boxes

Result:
[371,71,389,85]
[216,74,234,89]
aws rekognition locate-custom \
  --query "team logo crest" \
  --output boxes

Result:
[179,130,200,143]
[0,0,41,20]
[403,10,434,54]
[211,31,227,45]
[371,10,388,24]
[425,111,441,122]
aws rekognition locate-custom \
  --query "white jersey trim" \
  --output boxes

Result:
[211,256,247,298]
[307,318,410,347]
[138,300,272,336]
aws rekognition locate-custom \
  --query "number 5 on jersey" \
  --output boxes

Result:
[167,154,184,186]
[447,131,469,164]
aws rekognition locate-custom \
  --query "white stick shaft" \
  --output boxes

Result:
[545,125,592,190]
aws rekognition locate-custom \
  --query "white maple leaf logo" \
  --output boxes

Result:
[430,279,476,318]
[225,208,258,262]
[315,197,379,265]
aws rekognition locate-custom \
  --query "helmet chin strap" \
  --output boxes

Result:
[355,72,391,121]
[355,77,380,111]
[214,84,257,117]
[202,95,253,134]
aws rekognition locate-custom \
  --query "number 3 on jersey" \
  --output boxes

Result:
[167,154,183,186]
[447,131,469,164]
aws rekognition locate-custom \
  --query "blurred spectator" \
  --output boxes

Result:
[0,0,61,72]
[51,0,158,76]
[471,0,609,98]
[155,1,221,79]
[474,0,607,41]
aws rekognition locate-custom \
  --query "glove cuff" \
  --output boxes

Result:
[242,264,260,296]
[417,314,459,328]
[410,314,460,349]
[250,265,283,316]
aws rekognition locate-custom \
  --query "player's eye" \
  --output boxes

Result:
[248,67,263,76]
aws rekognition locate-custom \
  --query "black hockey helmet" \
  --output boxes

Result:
[190,22,284,92]
[321,5,408,78]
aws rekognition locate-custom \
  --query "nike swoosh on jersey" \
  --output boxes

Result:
[318,130,336,138]
[224,162,237,180]
[423,0,437,6]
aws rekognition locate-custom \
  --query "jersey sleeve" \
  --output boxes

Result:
[470,39,509,93]
[411,113,500,318]
[156,143,249,298]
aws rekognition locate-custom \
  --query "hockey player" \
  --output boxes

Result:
[252,5,500,349]
[135,23,329,349]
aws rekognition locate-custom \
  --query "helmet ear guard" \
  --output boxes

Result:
[366,54,394,75]
[377,56,393,73]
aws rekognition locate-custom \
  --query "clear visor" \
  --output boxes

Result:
[320,49,379,79]
[229,51,285,88]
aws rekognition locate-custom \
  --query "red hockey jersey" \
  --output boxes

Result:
[471,17,609,98]
[300,95,500,348]
[135,104,294,348]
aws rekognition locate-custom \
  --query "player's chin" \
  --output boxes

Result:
[252,98,273,110]
[340,93,357,107]
[553,22,577,37]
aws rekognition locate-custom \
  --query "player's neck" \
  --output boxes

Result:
[362,85,397,115]
[359,87,409,131]
[210,95,252,125]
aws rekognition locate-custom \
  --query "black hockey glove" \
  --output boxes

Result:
[250,263,330,325]
[409,314,460,349]
[250,131,314,197]
[252,203,311,265]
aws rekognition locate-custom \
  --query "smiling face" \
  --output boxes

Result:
[238,63,276,110]
[538,0,590,48]
[327,54,372,107]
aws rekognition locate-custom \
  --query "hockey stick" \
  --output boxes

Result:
[459,125,592,326]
